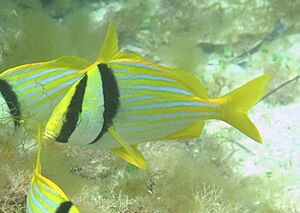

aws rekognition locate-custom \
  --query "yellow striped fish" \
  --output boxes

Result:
[26,127,79,212]
[0,56,89,137]
[44,21,272,169]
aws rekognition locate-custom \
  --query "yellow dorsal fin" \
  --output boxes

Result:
[97,20,119,63]
[96,20,142,64]
[109,128,148,170]
[51,56,90,70]
[173,68,208,98]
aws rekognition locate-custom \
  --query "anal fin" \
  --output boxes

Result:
[109,128,148,170]
[162,121,205,141]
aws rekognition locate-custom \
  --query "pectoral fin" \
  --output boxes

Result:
[108,128,148,170]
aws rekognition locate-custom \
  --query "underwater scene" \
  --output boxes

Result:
[0,0,300,212]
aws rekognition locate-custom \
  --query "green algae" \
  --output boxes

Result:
[0,0,105,71]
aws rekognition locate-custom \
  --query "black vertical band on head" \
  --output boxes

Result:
[0,79,21,127]
[56,201,74,213]
[90,63,120,144]
[56,75,88,143]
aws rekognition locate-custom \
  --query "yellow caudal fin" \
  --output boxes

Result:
[95,20,142,64]
[220,73,272,143]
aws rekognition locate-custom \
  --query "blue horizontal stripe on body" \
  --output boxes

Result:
[32,94,64,114]
[29,188,49,213]
[22,81,80,107]
[14,83,40,92]
[12,68,63,85]
[128,111,218,121]
[33,184,57,209]
[26,197,33,213]
[117,74,176,83]
[19,76,81,105]
[128,101,217,110]
[14,71,79,92]
[2,65,42,77]
[110,68,129,73]
[111,61,164,72]
[37,71,79,85]
[44,187,60,197]
[125,119,196,137]
[121,95,156,103]
[38,179,62,197]
[19,90,44,102]
[120,85,193,96]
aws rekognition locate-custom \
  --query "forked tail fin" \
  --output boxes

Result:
[220,73,272,143]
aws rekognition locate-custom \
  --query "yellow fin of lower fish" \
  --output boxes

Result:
[109,128,148,170]
[26,126,80,212]
[218,73,272,143]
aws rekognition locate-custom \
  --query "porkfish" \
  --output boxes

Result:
[44,21,272,170]
[26,127,80,213]
[0,55,89,139]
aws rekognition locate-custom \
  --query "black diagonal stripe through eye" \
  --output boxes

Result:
[56,75,87,142]
[0,79,22,127]
[90,63,120,144]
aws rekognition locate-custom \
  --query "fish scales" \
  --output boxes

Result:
[105,60,220,143]
[0,56,89,133]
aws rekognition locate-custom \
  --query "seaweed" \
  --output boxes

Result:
[0,0,105,71]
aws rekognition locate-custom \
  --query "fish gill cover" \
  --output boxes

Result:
[0,0,300,212]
